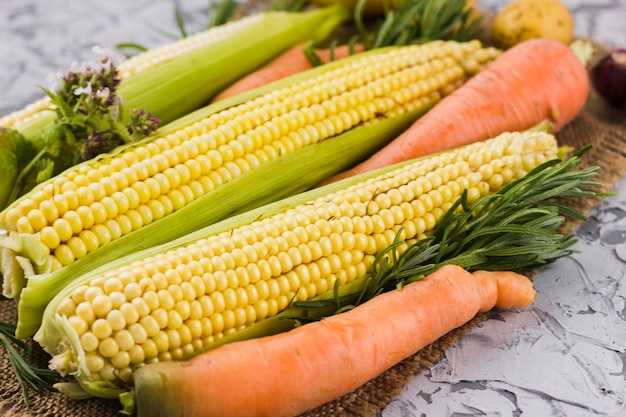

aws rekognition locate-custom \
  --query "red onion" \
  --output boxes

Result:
[591,48,626,110]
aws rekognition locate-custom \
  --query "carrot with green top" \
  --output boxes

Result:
[131,264,535,417]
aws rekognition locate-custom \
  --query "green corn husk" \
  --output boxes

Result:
[113,5,353,124]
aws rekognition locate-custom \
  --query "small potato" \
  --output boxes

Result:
[492,0,574,49]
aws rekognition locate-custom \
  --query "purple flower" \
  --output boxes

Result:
[128,108,160,139]
[73,82,93,96]
[44,45,158,164]
[81,132,123,160]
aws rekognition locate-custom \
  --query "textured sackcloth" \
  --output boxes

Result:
[0,19,625,417]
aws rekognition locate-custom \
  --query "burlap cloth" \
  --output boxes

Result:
[1,23,625,417]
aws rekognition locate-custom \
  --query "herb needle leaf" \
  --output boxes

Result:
[0,320,60,405]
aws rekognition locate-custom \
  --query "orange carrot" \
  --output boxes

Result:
[212,43,363,101]
[131,265,536,417]
[324,38,589,184]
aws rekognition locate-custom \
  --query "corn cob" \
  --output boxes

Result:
[116,15,266,80]
[0,6,352,213]
[0,97,52,130]
[0,14,273,130]
[2,6,350,135]
[36,130,558,399]
[5,39,500,338]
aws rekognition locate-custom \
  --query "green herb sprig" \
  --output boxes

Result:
[0,314,60,405]
[41,53,160,162]
[3,52,160,206]
[361,0,483,49]
[304,0,484,66]
[293,147,608,316]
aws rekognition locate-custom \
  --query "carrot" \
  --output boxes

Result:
[324,38,590,184]
[212,43,363,101]
[131,265,536,417]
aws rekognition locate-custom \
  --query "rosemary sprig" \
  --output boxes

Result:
[3,52,160,207]
[306,0,483,66]
[0,319,60,405]
[293,147,608,316]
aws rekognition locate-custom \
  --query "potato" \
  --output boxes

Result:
[492,0,574,49]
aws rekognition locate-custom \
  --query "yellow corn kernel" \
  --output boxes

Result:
[0,97,52,130]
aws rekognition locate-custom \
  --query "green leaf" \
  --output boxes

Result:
[42,124,64,155]
[0,129,21,209]
[114,42,149,53]
[41,87,75,121]
[35,158,55,183]
[208,0,239,27]
[111,120,134,144]
[62,125,77,146]
[174,9,188,38]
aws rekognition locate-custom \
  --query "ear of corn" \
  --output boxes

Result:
[3,6,351,135]
[0,6,352,211]
[0,97,52,130]
[0,15,263,131]
[36,130,558,399]
[3,39,500,339]
[114,5,353,126]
